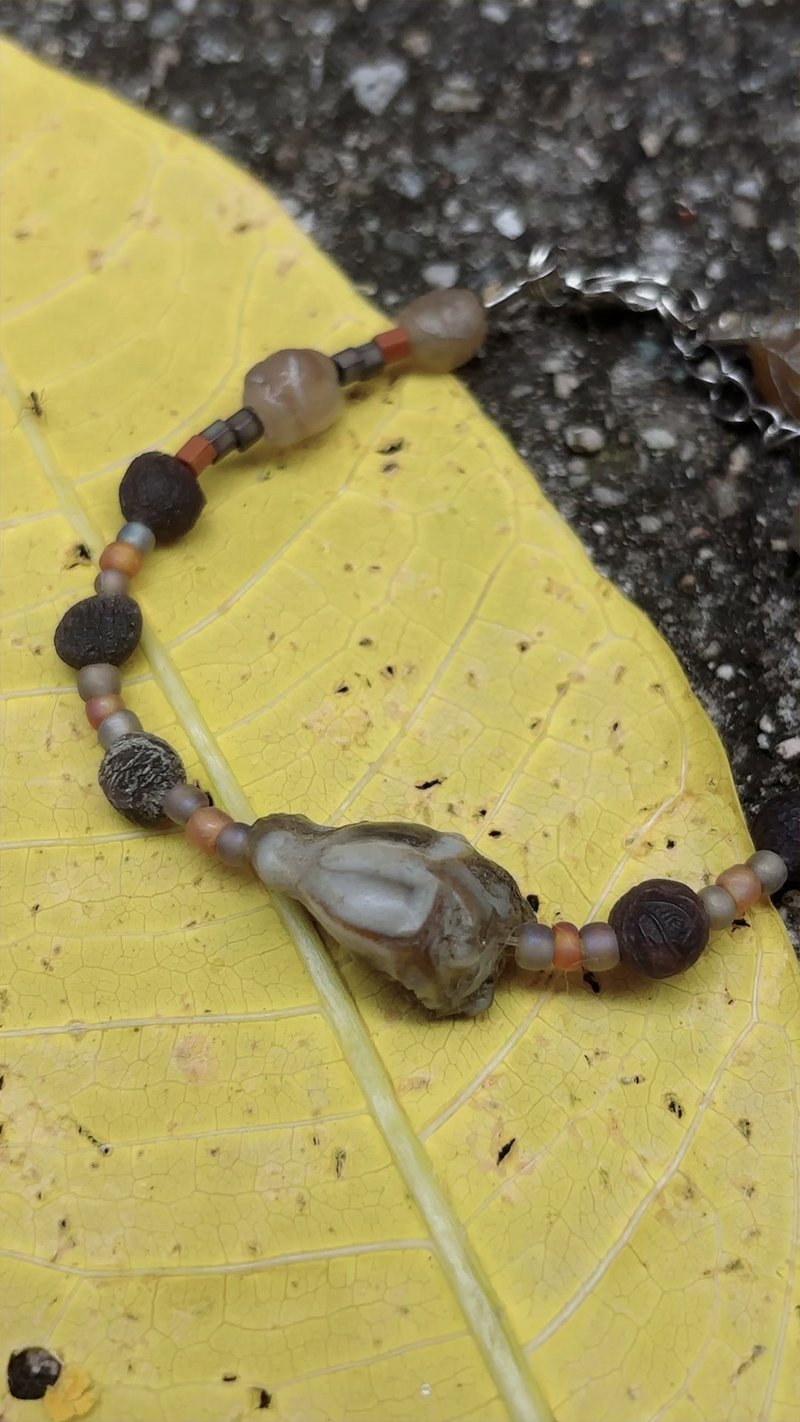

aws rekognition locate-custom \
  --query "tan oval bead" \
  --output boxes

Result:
[85,693,125,729]
[396,289,488,374]
[715,863,762,911]
[99,541,143,578]
[242,349,342,450]
[185,806,233,854]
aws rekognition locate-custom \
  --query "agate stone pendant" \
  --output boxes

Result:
[249,815,532,1017]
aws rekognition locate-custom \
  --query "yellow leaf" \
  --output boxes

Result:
[1,41,798,1422]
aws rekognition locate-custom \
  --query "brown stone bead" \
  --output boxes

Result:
[396,289,488,374]
[85,693,125,729]
[748,318,800,421]
[715,864,762,911]
[99,541,143,578]
[185,806,233,854]
[242,349,342,450]
[609,878,710,979]
[552,921,582,971]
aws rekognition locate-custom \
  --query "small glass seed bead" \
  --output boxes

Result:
[716,864,762,911]
[176,434,216,477]
[699,884,738,930]
[85,693,125,729]
[117,521,156,554]
[216,821,252,867]
[99,541,143,578]
[580,922,620,971]
[185,806,233,854]
[227,407,264,451]
[98,708,143,749]
[163,782,211,825]
[746,849,788,895]
[76,663,121,701]
[95,569,131,596]
[515,922,554,971]
[553,921,582,971]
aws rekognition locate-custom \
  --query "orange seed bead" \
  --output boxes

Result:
[85,693,125,729]
[175,434,216,476]
[99,541,143,577]
[374,327,412,364]
[553,921,582,971]
[715,863,762,911]
[185,806,233,854]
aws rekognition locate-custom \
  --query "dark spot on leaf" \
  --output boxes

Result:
[312,1134,320,1146]
[737,1118,752,1140]
[415,778,443,791]
[359,637,373,647]
[526,893,540,912]
[734,1344,765,1377]
[335,684,349,695]
[487,829,502,838]
[666,838,676,849]
[496,1138,516,1164]
[334,1149,347,1178]
[257,1390,272,1410]
[382,461,399,474]
[517,640,530,652]
[666,1094,684,1119]
[7,1348,62,1400]
[383,665,395,677]
[583,971,601,994]
[724,1257,744,1272]
[222,1374,238,1383]
[377,437,405,454]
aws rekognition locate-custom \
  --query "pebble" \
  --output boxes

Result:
[422,261,459,289]
[777,736,800,761]
[760,714,776,734]
[716,664,735,681]
[349,59,408,115]
[564,425,605,454]
[638,514,663,534]
[593,484,629,508]
[492,206,525,239]
[553,372,582,400]
[642,427,677,452]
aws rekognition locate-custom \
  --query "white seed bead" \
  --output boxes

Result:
[580,922,620,971]
[515,922,554,971]
[76,662,122,701]
[117,521,156,554]
[699,883,737,930]
[97,709,142,749]
[746,849,788,895]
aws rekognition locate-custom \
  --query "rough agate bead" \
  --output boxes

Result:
[248,814,531,1017]
[54,593,142,669]
[98,732,185,827]
[395,289,488,374]
[242,349,342,450]
[610,878,710,979]
[751,791,800,887]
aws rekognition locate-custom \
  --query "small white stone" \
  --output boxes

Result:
[642,427,677,452]
[777,736,800,761]
[553,372,582,400]
[759,714,776,734]
[349,59,408,116]
[565,425,605,454]
[492,206,525,240]
[716,664,735,681]
[422,262,459,289]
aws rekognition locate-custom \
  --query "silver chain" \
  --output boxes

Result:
[484,244,799,449]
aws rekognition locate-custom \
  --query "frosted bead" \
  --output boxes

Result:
[216,821,252,866]
[699,884,737,930]
[95,569,131,596]
[249,814,529,1017]
[746,849,788,895]
[98,709,142,748]
[515,922,554,971]
[553,921,582,971]
[185,806,232,854]
[163,782,211,825]
[99,541,143,578]
[242,349,342,449]
[76,663,121,701]
[85,693,125,729]
[715,864,762,911]
[118,521,156,554]
[580,922,620,971]
[396,289,488,374]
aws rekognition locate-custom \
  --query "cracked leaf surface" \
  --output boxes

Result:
[1,43,798,1422]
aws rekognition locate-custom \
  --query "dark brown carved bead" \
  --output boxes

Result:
[99,732,185,827]
[748,319,800,421]
[751,791,800,887]
[119,451,206,544]
[54,593,142,669]
[609,878,710,979]
[7,1347,62,1401]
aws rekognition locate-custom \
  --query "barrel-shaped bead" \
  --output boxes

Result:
[715,864,762,912]
[163,782,212,825]
[746,849,788,895]
[580,922,620,971]
[698,884,737,930]
[85,693,125,729]
[185,807,233,854]
[395,289,488,374]
[515,922,554,971]
[76,663,122,701]
[99,541,143,578]
[242,349,342,450]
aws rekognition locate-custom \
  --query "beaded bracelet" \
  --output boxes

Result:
[53,285,800,1018]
